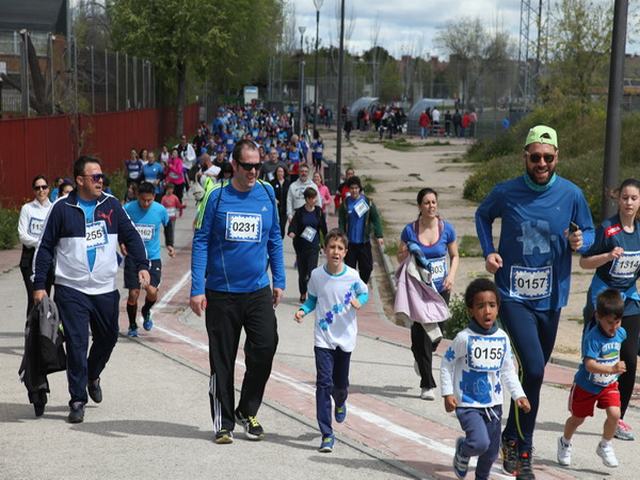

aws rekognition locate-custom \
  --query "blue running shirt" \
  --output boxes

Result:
[124,201,170,260]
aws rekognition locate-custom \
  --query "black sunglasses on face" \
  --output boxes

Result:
[236,161,262,171]
[33,185,49,191]
[527,153,556,164]
[82,173,106,183]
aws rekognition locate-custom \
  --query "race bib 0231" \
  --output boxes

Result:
[609,251,640,279]
[467,336,506,372]
[510,265,552,300]
[225,212,262,243]
[135,224,155,242]
[85,221,108,250]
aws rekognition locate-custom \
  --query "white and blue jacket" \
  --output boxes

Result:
[33,191,148,295]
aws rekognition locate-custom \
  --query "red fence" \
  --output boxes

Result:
[0,104,199,207]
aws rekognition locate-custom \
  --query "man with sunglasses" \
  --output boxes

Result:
[191,139,285,445]
[475,125,595,479]
[33,156,149,423]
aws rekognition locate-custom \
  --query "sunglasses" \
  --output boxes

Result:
[236,161,263,171]
[82,173,106,183]
[527,153,556,164]
[33,185,49,191]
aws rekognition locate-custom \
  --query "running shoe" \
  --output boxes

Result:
[335,403,347,423]
[127,326,138,337]
[501,438,519,475]
[420,388,436,400]
[556,436,571,466]
[614,419,635,441]
[235,409,264,440]
[318,435,335,453]
[453,437,469,479]
[142,311,154,331]
[87,378,102,403]
[68,402,85,424]
[516,451,535,479]
[215,429,233,444]
[596,441,619,468]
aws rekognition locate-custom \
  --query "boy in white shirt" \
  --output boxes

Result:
[294,229,368,453]
[441,278,530,479]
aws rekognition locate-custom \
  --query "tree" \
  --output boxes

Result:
[379,60,402,102]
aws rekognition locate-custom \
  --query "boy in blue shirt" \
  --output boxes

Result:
[557,289,627,469]
[123,182,175,337]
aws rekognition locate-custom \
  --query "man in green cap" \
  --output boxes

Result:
[474,125,595,479]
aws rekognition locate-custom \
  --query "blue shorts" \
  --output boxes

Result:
[124,258,161,289]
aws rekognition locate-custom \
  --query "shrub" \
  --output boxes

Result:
[0,206,20,250]
[443,294,469,340]
[107,169,127,201]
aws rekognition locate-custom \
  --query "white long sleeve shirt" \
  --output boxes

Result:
[286,178,321,218]
[440,326,525,408]
[18,198,52,248]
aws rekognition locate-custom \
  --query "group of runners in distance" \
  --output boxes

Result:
[17,110,640,480]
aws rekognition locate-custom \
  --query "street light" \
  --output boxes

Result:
[298,25,306,137]
[312,0,324,137]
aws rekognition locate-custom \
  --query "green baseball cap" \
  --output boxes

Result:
[524,125,558,148]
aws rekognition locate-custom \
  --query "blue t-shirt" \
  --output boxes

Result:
[124,201,170,261]
[78,198,98,271]
[574,324,627,394]
[312,140,324,160]
[191,180,285,295]
[475,174,594,311]
[125,159,144,181]
[345,196,369,244]
[401,220,456,292]
[583,214,640,316]
[142,162,164,194]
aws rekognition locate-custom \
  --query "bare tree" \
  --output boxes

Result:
[370,12,381,97]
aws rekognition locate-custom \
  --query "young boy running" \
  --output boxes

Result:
[441,278,531,480]
[557,288,627,468]
[124,182,175,337]
[294,229,368,453]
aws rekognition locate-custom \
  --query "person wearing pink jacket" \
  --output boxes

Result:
[165,148,185,203]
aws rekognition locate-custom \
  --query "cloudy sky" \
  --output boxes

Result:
[292,0,638,59]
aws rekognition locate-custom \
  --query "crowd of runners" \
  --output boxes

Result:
[17,109,640,479]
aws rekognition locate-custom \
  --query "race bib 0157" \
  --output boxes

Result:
[510,265,552,300]
[225,212,262,242]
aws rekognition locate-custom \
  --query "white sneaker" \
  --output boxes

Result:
[413,361,421,377]
[596,441,619,468]
[420,388,435,400]
[556,436,572,466]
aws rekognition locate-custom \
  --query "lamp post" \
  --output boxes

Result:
[336,0,345,180]
[298,26,306,137]
[312,0,324,137]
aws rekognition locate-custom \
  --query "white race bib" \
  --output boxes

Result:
[165,207,177,218]
[136,224,155,242]
[428,256,447,282]
[467,336,506,372]
[129,170,140,180]
[85,221,108,250]
[510,265,552,299]
[28,217,44,237]
[226,212,262,242]
[589,357,618,387]
[353,199,369,218]
[609,251,640,278]
[301,226,317,242]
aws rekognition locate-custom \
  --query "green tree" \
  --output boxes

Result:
[109,0,228,136]
[379,60,402,102]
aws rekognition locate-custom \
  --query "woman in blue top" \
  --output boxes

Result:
[398,187,459,400]
[580,178,640,441]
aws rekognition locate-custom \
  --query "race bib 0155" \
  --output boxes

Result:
[467,336,506,371]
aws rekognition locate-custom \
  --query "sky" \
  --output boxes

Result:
[292,0,638,59]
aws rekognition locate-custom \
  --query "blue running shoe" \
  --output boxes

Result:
[335,403,347,423]
[453,437,469,479]
[319,435,334,453]
[127,326,138,337]
[142,311,153,331]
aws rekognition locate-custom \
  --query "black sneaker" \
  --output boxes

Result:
[88,378,102,403]
[68,402,85,424]
[501,438,519,475]
[235,408,265,440]
[34,402,45,417]
[214,429,234,444]
[516,451,535,480]
[33,389,47,417]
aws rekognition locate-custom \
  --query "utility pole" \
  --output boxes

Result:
[312,0,324,136]
[336,0,345,180]
[298,26,306,136]
[602,0,628,219]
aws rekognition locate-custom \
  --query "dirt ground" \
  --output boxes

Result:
[322,129,592,364]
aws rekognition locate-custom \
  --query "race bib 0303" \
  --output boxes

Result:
[85,221,108,250]
[428,256,447,282]
[467,336,506,371]
[225,212,262,242]
[136,224,155,242]
[301,226,317,242]
[28,217,44,236]
[589,357,618,387]
[609,251,640,279]
[510,265,552,300]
